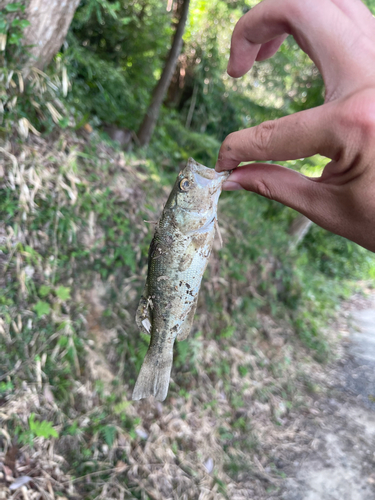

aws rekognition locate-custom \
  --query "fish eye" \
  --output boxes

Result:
[179,178,190,191]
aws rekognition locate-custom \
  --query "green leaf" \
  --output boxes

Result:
[34,301,50,318]
[8,32,22,45]
[39,285,51,298]
[121,17,132,25]
[113,401,131,415]
[66,421,79,436]
[55,286,71,301]
[29,414,59,439]
[5,3,23,12]
[58,335,68,348]
[176,340,189,366]
[58,117,70,129]
[220,326,235,339]
[102,425,116,447]
[0,381,14,394]
[11,19,30,29]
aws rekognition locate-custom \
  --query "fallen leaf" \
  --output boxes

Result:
[9,476,32,490]
[3,465,13,482]
[4,444,18,473]
[203,457,214,474]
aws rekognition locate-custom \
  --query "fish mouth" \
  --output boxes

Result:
[193,172,215,188]
[186,158,230,189]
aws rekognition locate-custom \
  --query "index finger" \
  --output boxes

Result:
[215,101,342,172]
[228,0,375,99]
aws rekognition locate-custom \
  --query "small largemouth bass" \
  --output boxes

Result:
[132,158,229,401]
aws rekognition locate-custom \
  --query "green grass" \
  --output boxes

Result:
[1,127,374,498]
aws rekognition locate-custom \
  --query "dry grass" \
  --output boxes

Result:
[0,386,78,500]
[0,129,352,500]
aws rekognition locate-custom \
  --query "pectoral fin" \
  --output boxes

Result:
[178,251,194,272]
[136,279,152,335]
[176,295,198,341]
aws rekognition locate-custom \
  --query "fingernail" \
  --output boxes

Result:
[223,180,243,191]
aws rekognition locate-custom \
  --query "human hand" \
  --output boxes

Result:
[215,0,375,252]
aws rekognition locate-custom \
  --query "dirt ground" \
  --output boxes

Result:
[280,291,375,500]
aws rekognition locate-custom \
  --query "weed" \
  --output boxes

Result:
[1,116,374,500]
[15,413,58,447]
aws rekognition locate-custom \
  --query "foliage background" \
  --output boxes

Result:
[0,0,375,498]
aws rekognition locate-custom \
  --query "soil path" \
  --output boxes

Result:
[281,296,375,500]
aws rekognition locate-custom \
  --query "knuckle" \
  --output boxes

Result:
[339,91,375,142]
[257,0,305,32]
[279,0,306,26]
[218,133,237,160]
[253,120,276,155]
[254,179,273,200]
[358,109,375,140]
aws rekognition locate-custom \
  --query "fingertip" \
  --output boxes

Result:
[227,54,256,78]
[215,154,235,172]
[215,157,239,173]
[227,58,234,77]
[227,60,244,78]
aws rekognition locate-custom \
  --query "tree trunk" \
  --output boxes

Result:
[137,0,190,147]
[288,214,313,247]
[4,0,80,71]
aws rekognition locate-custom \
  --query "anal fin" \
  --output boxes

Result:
[176,295,198,341]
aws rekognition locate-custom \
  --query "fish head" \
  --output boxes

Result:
[165,158,230,232]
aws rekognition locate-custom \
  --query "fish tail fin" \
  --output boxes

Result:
[132,348,173,402]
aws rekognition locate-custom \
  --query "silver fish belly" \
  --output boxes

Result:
[132,158,229,401]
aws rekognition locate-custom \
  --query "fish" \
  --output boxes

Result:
[132,158,230,401]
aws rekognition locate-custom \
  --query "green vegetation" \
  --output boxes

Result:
[1,0,375,498]
[0,2,30,69]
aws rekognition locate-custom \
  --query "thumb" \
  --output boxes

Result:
[222,162,368,247]
[215,105,338,172]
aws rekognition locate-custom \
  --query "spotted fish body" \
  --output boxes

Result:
[132,158,229,401]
